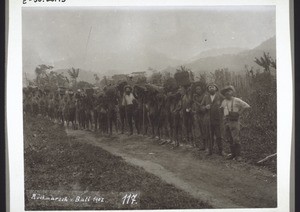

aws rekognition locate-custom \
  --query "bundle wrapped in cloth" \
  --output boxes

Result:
[43,85,53,94]
[75,92,82,99]
[133,85,147,98]
[174,68,191,87]
[163,77,179,93]
[116,81,128,94]
[85,88,94,97]
[95,90,105,98]
[104,85,118,100]
[145,84,164,95]
[58,86,66,95]
[28,85,38,93]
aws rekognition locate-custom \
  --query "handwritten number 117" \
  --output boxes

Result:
[122,193,138,205]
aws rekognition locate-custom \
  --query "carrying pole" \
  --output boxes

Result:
[142,98,145,134]
[124,94,128,130]
[207,105,212,154]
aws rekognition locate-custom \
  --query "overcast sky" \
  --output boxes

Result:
[22,6,275,73]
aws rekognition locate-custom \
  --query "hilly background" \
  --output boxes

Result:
[162,36,276,75]
[23,36,276,84]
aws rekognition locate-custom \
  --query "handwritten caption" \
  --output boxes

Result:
[31,193,105,203]
[26,190,140,209]
[23,0,66,4]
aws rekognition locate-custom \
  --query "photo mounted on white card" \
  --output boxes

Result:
[7,0,293,212]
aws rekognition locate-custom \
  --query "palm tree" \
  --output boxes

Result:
[254,52,274,73]
[68,67,80,88]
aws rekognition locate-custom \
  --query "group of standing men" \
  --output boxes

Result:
[196,83,250,160]
[23,81,250,161]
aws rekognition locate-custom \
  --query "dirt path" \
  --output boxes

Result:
[66,129,277,209]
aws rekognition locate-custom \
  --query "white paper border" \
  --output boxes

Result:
[6,0,293,212]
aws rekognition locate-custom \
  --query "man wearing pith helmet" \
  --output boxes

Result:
[220,85,250,162]
[200,83,224,156]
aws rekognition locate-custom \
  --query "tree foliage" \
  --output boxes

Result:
[94,74,100,82]
[254,52,276,73]
[34,64,54,86]
[68,67,80,88]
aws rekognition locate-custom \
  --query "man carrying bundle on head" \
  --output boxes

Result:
[58,94,66,125]
[47,93,54,120]
[220,85,250,162]
[38,91,46,117]
[67,91,77,129]
[173,66,194,147]
[192,82,206,150]
[116,81,128,134]
[84,88,95,131]
[95,93,108,134]
[181,85,194,146]
[163,78,179,143]
[31,90,40,116]
[77,93,86,130]
[104,85,119,135]
[62,95,70,126]
[171,89,183,148]
[23,88,32,116]
[200,83,224,156]
[133,85,149,135]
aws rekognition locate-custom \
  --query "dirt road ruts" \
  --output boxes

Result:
[66,129,277,208]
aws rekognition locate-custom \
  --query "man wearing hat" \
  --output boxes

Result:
[122,85,136,135]
[220,85,250,161]
[200,83,224,156]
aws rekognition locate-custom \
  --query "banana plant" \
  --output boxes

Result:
[68,67,80,88]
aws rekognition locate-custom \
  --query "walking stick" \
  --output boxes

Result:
[207,105,213,154]
[142,98,145,135]
[124,94,129,131]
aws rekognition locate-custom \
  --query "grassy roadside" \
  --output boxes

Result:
[24,115,212,210]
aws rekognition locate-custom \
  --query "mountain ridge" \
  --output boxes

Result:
[161,36,276,75]
[24,36,276,84]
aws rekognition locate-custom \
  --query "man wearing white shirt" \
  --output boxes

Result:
[122,85,136,135]
[210,93,215,102]
[220,85,250,161]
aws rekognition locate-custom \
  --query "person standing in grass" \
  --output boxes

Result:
[220,85,250,162]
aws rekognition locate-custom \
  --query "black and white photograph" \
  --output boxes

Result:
[6,1,294,211]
